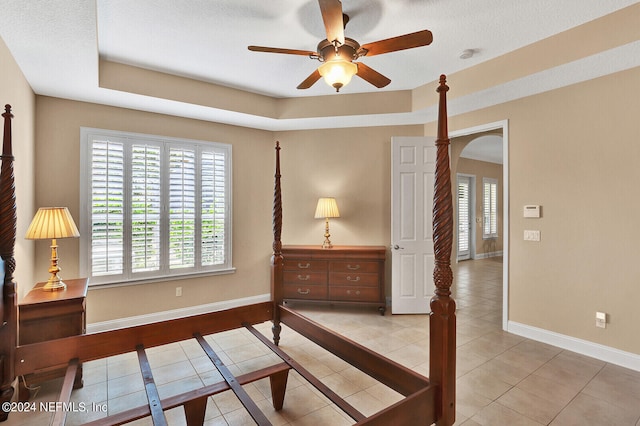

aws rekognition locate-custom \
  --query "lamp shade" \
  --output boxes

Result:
[318,59,357,92]
[314,198,340,219]
[25,207,80,240]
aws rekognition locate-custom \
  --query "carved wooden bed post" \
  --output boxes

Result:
[430,76,456,425]
[271,141,283,345]
[0,105,17,422]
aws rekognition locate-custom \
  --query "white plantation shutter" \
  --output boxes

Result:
[201,150,227,266]
[80,128,232,285]
[457,180,470,253]
[169,147,196,269]
[90,139,124,276]
[483,178,498,238]
[131,144,161,273]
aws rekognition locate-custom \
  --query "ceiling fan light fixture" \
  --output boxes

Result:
[248,1,432,92]
[318,59,357,92]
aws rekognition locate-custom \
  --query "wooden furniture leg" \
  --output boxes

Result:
[0,105,17,423]
[271,141,283,346]
[430,75,456,426]
[183,396,208,425]
[269,368,289,411]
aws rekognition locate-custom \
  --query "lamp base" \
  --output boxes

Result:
[321,240,333,249]
[322,218,333,249]
[42,277,66,291]
[43,239,66,291]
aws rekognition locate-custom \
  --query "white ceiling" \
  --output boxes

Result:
[460,135,503,165]
[0,0,638,131]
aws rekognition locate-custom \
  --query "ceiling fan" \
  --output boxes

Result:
[248,0,433,92]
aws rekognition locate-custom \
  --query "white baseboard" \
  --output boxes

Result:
[507,321,640,372]
[474,250,503,260]
[87,293,271,333]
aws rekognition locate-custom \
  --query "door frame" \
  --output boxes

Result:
[456,173,476,261]
[450,120,509,331]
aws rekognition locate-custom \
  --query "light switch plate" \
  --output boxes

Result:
[524,230,541,241]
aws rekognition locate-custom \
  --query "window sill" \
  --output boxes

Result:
[87,267,237,290]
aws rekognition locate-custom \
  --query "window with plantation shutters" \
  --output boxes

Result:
[80,128,232,285]
[483,178,498,239]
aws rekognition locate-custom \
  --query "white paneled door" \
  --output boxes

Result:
[391,137,437,314]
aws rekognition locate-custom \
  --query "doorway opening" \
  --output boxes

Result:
[451,121,508,330]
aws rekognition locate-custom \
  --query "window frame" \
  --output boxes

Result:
[482,177,499,239]
[80,127,233,286]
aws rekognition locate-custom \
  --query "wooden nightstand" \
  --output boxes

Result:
[18,277,88,398]
[281,245,386,314]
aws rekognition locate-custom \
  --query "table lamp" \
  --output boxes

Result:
[314,197,340,249]
[25,207,80,291]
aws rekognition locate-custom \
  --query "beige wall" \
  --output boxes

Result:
[34,97,422,322]
[0,36,36,298]
[274,125,423,297]
[34,98,276,322]
[425,67,640,355]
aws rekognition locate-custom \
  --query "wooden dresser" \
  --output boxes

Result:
[18,277,88,398]
[281,245,386,314]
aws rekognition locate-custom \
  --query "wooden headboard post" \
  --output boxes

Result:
[0,104,17,421]
[270,141,283,345]
[430,76,457,425]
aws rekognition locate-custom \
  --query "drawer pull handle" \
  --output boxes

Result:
[347,264,361,270]
[346,276,360,282]
[297,288,310,295]
[297,274,311,281]
[346,290,361,295]
[297,262,311,269]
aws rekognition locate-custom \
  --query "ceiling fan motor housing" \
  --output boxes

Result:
[317,38,361,63]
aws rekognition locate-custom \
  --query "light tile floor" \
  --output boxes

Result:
[6,257,640,425]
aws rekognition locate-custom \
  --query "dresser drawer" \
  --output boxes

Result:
[329,272,379,287]
[283,271,327,286]
[329,261,379,274]
[280,245,386,314]
[329,286,379,302]
[284,259,327,271]
[283,284,328,300]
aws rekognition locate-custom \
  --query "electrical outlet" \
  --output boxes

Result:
[596,311,606,328]
[176,287,182,297]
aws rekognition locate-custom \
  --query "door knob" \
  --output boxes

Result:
[392,245,404,250]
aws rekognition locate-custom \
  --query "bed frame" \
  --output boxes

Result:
[0,75,455,425]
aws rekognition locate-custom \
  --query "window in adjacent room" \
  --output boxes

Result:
[80,128,233,285]
[482,177,498,239]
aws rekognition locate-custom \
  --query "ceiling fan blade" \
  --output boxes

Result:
[248,45,317,56]
[360,29,433,57]
[356,62,391,88]
[318,0,345,45]
[297,69,322,89]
